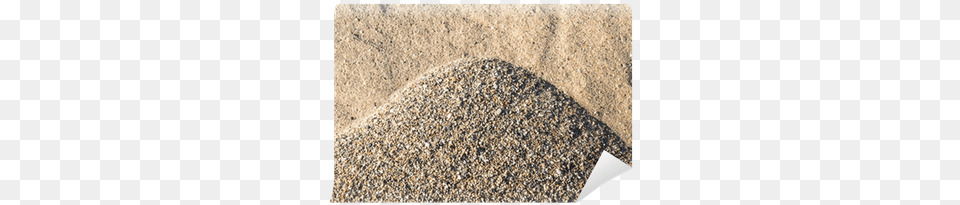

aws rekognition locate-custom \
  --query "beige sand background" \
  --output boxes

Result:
[334,4,632,145]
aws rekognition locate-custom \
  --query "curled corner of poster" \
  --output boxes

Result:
[577,151,632,202]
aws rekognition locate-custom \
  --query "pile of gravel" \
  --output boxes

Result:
[332,58,632,202]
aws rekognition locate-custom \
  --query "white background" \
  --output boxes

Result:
[1,0,958,204]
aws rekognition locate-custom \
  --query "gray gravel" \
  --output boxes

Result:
[332,58,632,202]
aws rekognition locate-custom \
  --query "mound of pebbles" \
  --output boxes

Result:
[332,58,632,202]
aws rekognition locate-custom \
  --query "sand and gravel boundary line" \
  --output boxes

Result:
[334,4,633,146]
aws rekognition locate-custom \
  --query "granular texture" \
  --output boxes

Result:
[332,58,632,202]
[334,4,633,146]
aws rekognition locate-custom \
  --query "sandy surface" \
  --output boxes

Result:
[333,4,633,145]
[332,59,631,202]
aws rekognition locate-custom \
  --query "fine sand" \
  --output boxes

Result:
[332,58,632,202]
[334,4,633,146]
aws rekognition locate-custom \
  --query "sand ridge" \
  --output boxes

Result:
[334,4,633,146]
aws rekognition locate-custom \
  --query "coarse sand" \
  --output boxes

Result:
[334,4,633,146]
[332,58,632,202]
